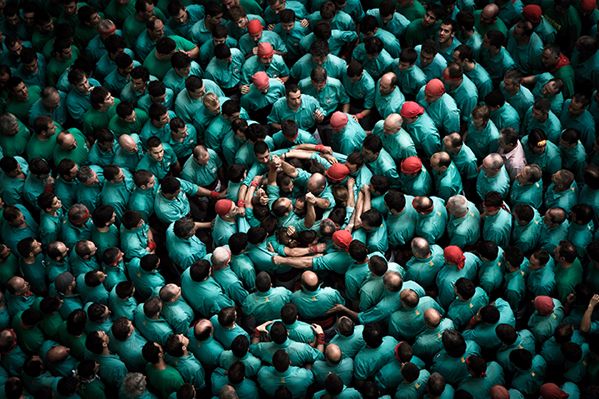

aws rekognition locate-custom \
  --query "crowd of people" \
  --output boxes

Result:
[1,0,599,397]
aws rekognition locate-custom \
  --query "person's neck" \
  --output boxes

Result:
[463,61,475,71]
[96,225,110,232]
[439,38,453,49]
[154,359,167,370]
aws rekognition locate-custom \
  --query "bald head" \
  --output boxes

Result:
[430,151,451,168]
[400,289,419,308]
[211,247,231,269]
[383,114,403,134]
[412,196,433,213]
[383,271,403,292]
[482,3,499,19]
[424,308,442,327]
[119,134,138,152]
[159,283,180,302]
[46,345,70,363]
[381,72,396,86]
[411,237,431,258]
[195,319,213,335]
[482,153,504,171]
[57,132,76,150]
[301,271,319,290]
[307,173,326,194]
[219,385,239,399]
[325,344,342,363]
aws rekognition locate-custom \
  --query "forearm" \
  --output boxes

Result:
[314,197,330,209]
[284,149,319,160]
[186,47,199,59]
[362,191,371,212]
[238,185,248,206]
[284,247,313,257]
[342,103,350,113]
[304,204,316,228]
[279,160,297,177]
[581,307,595,333]
[275,256,314,268]
[347,185,356,208]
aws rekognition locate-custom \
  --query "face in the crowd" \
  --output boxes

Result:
[502,78,519,95]
[438,23,453,44]
[173,8,188,25]
[532,106,548,122]
[195,146,211,165]
[256,150,270,164]
[172,125,188,141]
[75,76,90,93]
[286,89,302,110]
[149,144,165,162]
[422,11,437,27]
[420,51,435,68]
[568,99,586,117]
[12,82,28,101]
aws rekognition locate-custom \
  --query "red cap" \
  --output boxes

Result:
[540,383,569,399]
[257,42,274,58]
[444,246,465,269]
[581,0,597,12]
[215,199,233,216]
[425,79,445,97]
[400,156,423,174]
[400,101,424,119]
[332,230,353,251]
[252,71,270,90]
[248,19,263,34]
[534,296,555,316]
[522,5,542,24]
[330,111,348,130]
[325,163,350,183]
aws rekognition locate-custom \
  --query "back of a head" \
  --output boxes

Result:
[363,323,383,348]
[442,330,466,358]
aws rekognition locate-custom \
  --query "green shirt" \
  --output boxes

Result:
[6,86,41,121]
[242,287,292,325]
[511,208,542,253]
[145,363,184,399]
[555,259,583,303]
[448,287,489,329]
[354,335,398,380]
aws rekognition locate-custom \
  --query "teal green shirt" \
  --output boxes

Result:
[447,202,480,247]
[330,115,366,155]
[404,112,441,157]
[180,269,234,316]
[290,53,347,81]
[257,365,314,399]
[476,166,511,199]
[251,338,323,366]
[414,196,447,244]
[268,94,324,131]
[432,340,480,385]
[432,162,463,201]
[341,70,375,109]
[466,120,499,159]
[354,335,398,380]
[436,252,480,308]
[165,223,206,270]
[511,208,542,254]
[448,287,489,329]
[242,287,292,324]
[417,90,460,135]
[299,77,349,116]
[240,54,289,84]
